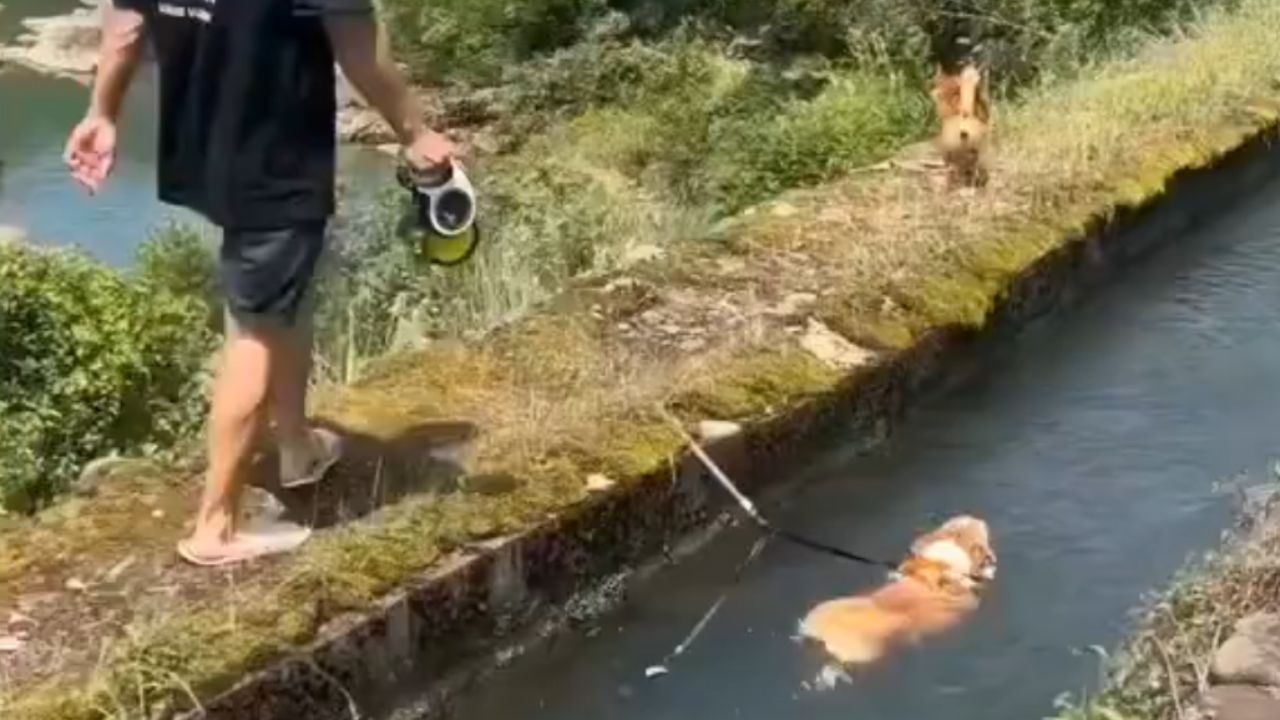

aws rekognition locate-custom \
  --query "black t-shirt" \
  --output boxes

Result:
[113,0,371,229]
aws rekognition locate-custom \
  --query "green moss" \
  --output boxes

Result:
[546,415,683,481]
[673,347,842,421]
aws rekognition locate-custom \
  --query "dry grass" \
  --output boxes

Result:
[4,1,1280,716]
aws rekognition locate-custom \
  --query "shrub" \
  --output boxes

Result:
[703,72,929,211]
[134,222,222,331]
[0,244,215,511]
[381,0,609,84]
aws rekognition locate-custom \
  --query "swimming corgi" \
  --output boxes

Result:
[799,515,997,666]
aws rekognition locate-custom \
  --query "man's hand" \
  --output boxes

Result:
[404,130,456,172]
[67,6,145,195]
[64,116,119,194]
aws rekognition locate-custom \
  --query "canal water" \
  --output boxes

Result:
[440,172,1280,719]
[0,0,391,266]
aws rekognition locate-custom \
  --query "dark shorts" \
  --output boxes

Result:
[218,221,327,333]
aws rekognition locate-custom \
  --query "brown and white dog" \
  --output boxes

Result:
[931,64,992,187]
[798,515,997,668]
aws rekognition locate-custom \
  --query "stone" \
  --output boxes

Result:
[772,292,817,318]
[696,420,741,442]
[65,577,88,592]
[73,454,129,496]
[336,106,395,144]
[769,202,798,218]
[0,635,25,653]
[0,7,102,77]
[585,474,615,493]
[1211,613,1280,687]
[798,318,875,370]
[1201,685,1280,720]
[622,243,665,265]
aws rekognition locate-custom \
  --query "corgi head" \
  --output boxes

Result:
[909,515,997,585]
[932,64,990,155]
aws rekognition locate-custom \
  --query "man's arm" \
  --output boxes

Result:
[323,12,454,167]
[88,6,148,122]
[65,5,147,194]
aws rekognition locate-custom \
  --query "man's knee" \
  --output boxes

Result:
[213,332,277,415]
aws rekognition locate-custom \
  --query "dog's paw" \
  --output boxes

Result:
[814,663,854,691]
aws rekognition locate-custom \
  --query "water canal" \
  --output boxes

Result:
[438,171,1280,719]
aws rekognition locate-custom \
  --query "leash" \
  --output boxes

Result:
[657,407,901,574]
[645,533,771,679]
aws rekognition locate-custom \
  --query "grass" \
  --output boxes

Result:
[5,0,1280,716]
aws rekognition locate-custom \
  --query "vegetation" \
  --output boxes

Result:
[0,232,217,512]
[0,0,1236,510]
[323,0,1232,378]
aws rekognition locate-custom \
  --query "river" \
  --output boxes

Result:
[0,0,391,267]
[433,172,1280,718]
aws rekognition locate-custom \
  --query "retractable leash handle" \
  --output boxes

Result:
[396,155,481,266]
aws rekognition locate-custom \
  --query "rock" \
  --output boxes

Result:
[73,453,130,495]
[622,243,665,265]
[1211,613,1280,687]
[0,7,102,77]
[65,577,88,592]
[769,202,798,218]
[336,106,395,144]
[798,318,875,370]
[585,474,616,493]
[771,292,818,318]
[696,420,741,442]
[0,635,25,653]
[1201,685,1280,720]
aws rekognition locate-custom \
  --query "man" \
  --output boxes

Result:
[65,0,455,565]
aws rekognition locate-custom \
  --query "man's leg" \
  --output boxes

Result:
[185,325,273,556]
[179,222,330,565]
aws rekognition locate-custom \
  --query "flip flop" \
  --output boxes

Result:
[280,427,343,490]
[177,518,313,567]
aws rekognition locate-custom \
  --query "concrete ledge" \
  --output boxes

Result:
[187,122,1280,720]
